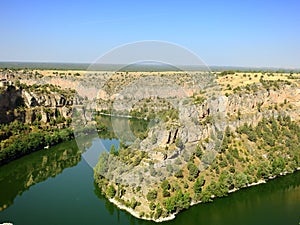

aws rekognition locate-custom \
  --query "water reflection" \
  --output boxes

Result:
[161,171,300,225]
[0,140,81,211]
[96,115,150,141]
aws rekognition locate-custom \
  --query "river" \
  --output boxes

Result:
[0,137,299,225]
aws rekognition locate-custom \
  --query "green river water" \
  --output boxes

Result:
[0,138,299,225]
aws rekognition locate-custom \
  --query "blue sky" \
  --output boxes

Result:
[0,0,299,68]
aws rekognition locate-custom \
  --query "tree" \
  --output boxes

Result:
[162,189,170,197]
[225,126,231,138]
[174,169,183,178]
[193,176,205,194]
[195,145,203,158]
[154,204,162,219]
[161,180,170,190]
[187,162,199,178]
[234,172,248,189]
[175,191,191,210]
[164,190,191,213]
[229,166,235,173]
[149,202,156,210]
[237,110,241,120]
[271,157,285,175]
[110,145,117,156]
[130,197,138,209]
[200,189,212,203]
[106,185,116,198]
[164,196,176,213]
[256,162,271,179]
[214,182,228,197]
[146,190,158,201]
[96,152,109,175]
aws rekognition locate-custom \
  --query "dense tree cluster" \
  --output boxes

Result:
[163,190,191,213]
[0,127,73,165]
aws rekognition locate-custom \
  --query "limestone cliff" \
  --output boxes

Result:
[0,84,75,125]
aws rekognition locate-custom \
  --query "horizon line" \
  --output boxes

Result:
[0,61,299,71]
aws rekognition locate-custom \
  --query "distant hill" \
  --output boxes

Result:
[0,62,299,72]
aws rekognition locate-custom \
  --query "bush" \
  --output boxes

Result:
[130,197,138,209]
[147,190,158,201]
[193,176,205,194]
[200,189,212,203]
[161,180,170,190]
[162,189,170,197]
[195,145,203,158]
[234,172,248,189]
[149,202,156,210]
[174,169,183,178]
[106,185,116,198]
[164,191,191,213]
[187,162,199,178]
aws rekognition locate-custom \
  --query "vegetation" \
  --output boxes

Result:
[0,82,75,165]
[95,114,300,220]
[146,190,158,201]
[4,68,299,221]
[106,185,116,198]
[164,190,191,213]
[0,125,73,165]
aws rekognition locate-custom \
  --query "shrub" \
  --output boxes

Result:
[187,162,199,178]
[147,190,158,201]
[106,185,116,198]
[193,176,205,194]
[174,169,183,178]
[149,202,156,210]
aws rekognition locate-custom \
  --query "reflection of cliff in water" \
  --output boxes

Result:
[96,115,149,141]
[0,140,81,211]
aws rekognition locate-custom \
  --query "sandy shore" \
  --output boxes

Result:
[109,198,176,223]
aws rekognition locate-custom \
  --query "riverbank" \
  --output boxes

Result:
[109,198,176,223]
[0,127,74,166]
[108,168,300,223]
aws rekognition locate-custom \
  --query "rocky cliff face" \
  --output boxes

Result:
[94,77,300,222]
[0,86,24,124]
[94,82,300,189]
[139,84,300,156]
[0,85,74,125]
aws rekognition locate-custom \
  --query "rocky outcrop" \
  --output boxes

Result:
[0,85,74,125]
[0,86,23,124]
